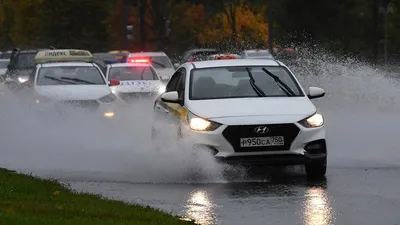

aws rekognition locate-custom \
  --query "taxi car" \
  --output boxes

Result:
[240,49,274,60]
[152,59,327,179]
[32,49,121,119]
[105,62,165,103]
[126,52,174,80]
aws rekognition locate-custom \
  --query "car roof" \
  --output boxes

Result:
[244,49,271,53]
[190,59,280,69]
[128,52,167,57]
[40,62,95,68]
[0,59,10,62]
[109,63,152,68]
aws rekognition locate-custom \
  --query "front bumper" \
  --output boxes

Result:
[183,122,327,166]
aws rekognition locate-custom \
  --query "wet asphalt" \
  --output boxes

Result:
[68,165,400,225]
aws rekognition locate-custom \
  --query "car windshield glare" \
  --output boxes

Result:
[109,66,158,81]
[36,66,106,85]
[189,66,304,100]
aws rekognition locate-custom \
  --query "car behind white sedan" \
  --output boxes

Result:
[152,59,327,179]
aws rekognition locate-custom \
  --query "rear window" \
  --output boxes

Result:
[188,51,218,61]
[108,66,158,81]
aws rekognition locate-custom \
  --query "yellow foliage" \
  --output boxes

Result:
[197,3,269,45]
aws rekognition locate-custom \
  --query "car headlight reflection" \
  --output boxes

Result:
[104,111,115,118]
[188,112,221,131]
[158,85,166,94]
[18,77,28,83]
[299,113,324,128]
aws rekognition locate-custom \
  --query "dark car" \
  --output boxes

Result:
[3,48,53,91]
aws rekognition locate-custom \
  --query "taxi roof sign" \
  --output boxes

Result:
[35,49,93,64]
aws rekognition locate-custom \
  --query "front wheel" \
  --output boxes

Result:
[305,158,327,180]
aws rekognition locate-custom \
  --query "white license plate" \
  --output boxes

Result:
[240,136,284,147]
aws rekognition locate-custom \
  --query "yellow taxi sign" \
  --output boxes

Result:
[35,49,93,64]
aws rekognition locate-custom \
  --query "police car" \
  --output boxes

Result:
[126,52,174,80]
[105,62,166,103]
[152,59,327,179]
[33,49,121,119]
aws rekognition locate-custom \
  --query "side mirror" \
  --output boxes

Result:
[308,87,325,99]
[160,91,181,104]
[109,79,120,86]
[173,63,180,68]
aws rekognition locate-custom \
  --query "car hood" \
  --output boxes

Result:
[155,68,175,79]
[35,85,111,100]
[188,97,316,123]
[111,80,163,93]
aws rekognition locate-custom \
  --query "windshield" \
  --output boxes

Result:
[0,61,9,68]
[36,66,106,86]
[16,53,36,68]
[189,66,304,100]
[108,66,158,81]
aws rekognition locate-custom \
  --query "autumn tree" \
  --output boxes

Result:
[198,2,269,51]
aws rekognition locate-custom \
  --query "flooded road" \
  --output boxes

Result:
[1,59,400,225]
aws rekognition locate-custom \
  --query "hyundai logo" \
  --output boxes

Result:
[254,126,269,134]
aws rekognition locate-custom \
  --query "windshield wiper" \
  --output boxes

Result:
[60,77,95,84]
[261,68,296,96]
[44,76,75,84]
[245,67,266,97]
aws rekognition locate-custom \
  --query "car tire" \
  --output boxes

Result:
[305,158,327,180]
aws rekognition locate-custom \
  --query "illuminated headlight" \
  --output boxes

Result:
[18,77,28,83]
[158,85,166,94]
[104,111,115,118]
[187,112,221,131]
[299,113,324,128]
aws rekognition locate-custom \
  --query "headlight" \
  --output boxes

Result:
[187,112,221,131]
[158,85,166,94]
[18,77,28,83]
[298,113,324,128]
[104,111,115,118]
[99,93,116,103]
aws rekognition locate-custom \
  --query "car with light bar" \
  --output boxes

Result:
[126,52,174,80]
[105,62,166,104]
[152,59,327,179]
[32,49,122,119]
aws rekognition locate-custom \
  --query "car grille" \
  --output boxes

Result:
[58,100,100,111]
[222,123,300,152]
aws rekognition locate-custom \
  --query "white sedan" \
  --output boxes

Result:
[33,49,121,119]
[105,63,166,104]
[152,59,327,179]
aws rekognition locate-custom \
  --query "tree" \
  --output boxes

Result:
[197,2,269,50]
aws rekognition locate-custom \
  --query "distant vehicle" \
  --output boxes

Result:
[4,48,53,91]
[105,62,165,104]
[126,52,174,80]
[0,51,12,59]
[240,49,274,60]
[206,53,240,60]
[0,59,9,76]
[181,48,219,64]
[152,59,327,179]
[32,49,122,119]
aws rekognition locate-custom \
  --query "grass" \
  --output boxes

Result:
[0,168,196,225]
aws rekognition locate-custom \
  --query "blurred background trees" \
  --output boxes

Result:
[0,0,399,63]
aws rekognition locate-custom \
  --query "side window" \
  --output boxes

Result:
[166,68,183,92]
[176,68,186,99]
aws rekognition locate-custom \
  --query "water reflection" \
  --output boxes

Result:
[303,187,334,225]
[184,189,216,225]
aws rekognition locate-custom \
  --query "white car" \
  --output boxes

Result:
[126,52,174,80]
[0,59,9,76]
[105,63,166,103]
[152,59,327,179]
[32,49,121,119]
[240,49,274,60]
